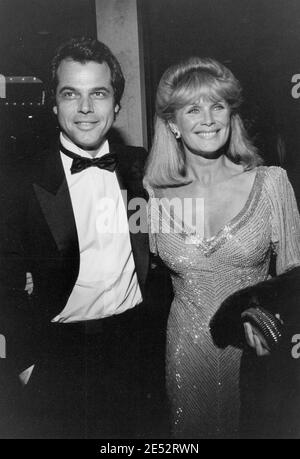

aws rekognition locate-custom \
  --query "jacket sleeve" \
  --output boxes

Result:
[145,184,159,256]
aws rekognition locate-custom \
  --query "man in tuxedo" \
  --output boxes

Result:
[0,37,150,438]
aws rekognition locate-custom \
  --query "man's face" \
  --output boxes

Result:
[53,59,119,155]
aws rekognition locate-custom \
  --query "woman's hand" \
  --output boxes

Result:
[244,322,271,356]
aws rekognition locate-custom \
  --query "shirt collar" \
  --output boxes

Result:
[59,133,110,159]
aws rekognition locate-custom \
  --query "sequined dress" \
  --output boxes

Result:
[147,166,300,439]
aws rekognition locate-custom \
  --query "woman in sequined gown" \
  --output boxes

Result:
[144,57,300,439]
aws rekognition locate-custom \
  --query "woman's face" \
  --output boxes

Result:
[171,95,231,157]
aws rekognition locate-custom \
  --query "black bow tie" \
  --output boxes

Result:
[59,142,117,174]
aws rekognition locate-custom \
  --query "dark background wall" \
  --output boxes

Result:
[140,0,300,199]
[0,0,96,164]
[1,0,300,198]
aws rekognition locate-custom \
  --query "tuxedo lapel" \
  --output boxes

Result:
[32,145,79,257]
[32,142,148,289]
[112,144,149,289]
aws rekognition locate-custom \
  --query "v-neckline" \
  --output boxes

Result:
[163,166,265,255]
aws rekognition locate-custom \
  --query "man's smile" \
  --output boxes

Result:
[75,121,99,130]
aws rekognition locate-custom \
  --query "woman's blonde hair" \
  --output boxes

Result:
[144,57,263,188]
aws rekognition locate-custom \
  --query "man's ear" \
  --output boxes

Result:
[114,104,120,114]
[53,105,58,116]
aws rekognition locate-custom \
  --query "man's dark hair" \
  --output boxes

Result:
[50,36,125,107]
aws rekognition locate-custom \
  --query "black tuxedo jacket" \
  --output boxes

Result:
[0,140,149,372]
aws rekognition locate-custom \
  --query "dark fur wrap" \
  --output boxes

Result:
[210,266,300,438]
[210,266,300,349]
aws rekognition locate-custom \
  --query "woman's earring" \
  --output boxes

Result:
[169,123,181,140]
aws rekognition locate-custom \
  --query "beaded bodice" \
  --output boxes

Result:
[148,166,300,305]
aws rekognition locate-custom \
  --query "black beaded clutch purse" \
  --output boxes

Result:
[241,306,284,350]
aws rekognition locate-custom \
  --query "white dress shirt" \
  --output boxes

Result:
[52,133,142,323]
